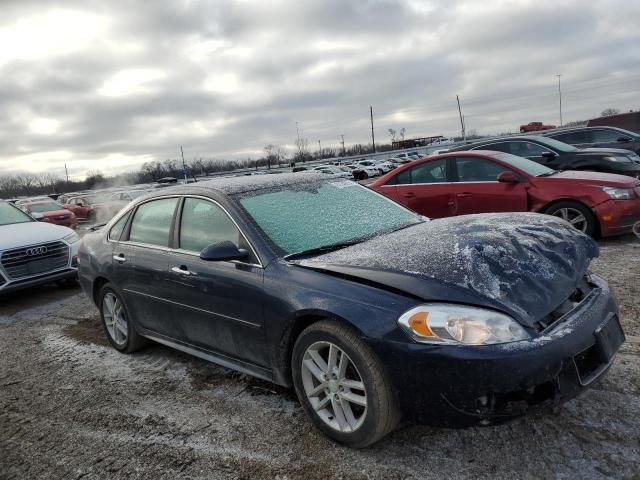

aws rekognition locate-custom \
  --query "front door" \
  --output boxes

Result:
[451,156,528,215]
[165,197,268,367]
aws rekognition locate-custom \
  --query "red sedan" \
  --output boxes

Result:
[370,150,640,237]
[18,200,78,229]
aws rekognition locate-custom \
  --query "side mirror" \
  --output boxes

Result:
[76,202,83,206]
[497,171,521,183]
[200,241,249,262]
[541,151,556,160]
[31,212,44,220]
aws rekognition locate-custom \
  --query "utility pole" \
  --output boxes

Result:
[340,134,346,156]
[456,95,466,142]
[296,122,301,144]
[318,139,322,158]
[370,106,376,153]
[64,163,69,184]
[556,74,563,126]
[180,146,187,182]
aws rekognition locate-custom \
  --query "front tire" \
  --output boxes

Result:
[292,320,400,448]
[545,200,597,236]
[99,284,148,353]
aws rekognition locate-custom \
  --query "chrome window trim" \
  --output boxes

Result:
[109,194,264,269]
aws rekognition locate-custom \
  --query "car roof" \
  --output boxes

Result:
[542,125,638,136]
[137,172,333,200]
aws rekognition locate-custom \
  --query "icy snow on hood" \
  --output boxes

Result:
[301,213,599,324]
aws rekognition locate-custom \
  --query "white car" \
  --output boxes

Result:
[354,160,383,176]
[370,160,395,173]
[313,165,353,178]
[0,201,80,293]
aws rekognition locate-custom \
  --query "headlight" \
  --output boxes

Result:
[398,304,530,345]
[604,156,633,163]
[62,232,80,244]
[600,186,636,200]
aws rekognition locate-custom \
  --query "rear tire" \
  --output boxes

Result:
[292,320,401,448]
[98,284,148,353]
[545,201,597,237]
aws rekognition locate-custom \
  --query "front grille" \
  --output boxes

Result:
[1,241,69,280]
[536,276,594,332]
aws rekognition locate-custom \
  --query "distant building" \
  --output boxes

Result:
[587,111,640,134]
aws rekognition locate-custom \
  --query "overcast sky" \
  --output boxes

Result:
[1,0,639,179]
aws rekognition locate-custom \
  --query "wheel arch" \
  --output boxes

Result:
[539,198,601,236]
[273,310,364,387]
[92,276,110,306]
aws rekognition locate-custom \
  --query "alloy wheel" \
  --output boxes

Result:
[102,292,128,346]
[300,341,367,433]
[551,207,588,233]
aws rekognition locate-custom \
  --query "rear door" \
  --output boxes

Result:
[164,197,268,367]
[393,158,456,218]
[451,156,528,215]
[116,197,182,338]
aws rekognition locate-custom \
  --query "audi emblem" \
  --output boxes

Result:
[26,246,47,256]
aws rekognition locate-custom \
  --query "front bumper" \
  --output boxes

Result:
[368,274,624,427]
[0,241,80,294]
[594,198,640,236]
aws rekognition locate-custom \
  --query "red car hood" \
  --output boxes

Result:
[544,170,640,187]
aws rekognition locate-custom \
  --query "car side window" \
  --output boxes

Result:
[408,159,448,184]
[510,141,546,157]
[108,212,130,241]
[179,198,241,253]
[553,131,590,144]
[454,157,506,182]
[474,142,510,153]
[592,129,629,143]
[128,198,179,247]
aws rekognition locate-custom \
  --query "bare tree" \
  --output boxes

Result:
[388,128,397,142]
[399,127,406,140]
[601,108,620,117]
[294,137,310,162]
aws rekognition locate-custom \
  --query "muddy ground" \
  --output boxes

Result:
[1,235,639,480]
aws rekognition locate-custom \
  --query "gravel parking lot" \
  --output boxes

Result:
[1,235,639,480]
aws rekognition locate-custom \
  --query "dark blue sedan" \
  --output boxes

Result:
[78,173,625,447]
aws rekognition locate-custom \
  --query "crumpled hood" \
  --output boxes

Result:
[297,213,599,327]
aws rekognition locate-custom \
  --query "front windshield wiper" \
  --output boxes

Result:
[284,239,364,261]
[537,171,558,177]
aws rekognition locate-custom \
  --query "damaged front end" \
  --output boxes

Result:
[368,274,624,428]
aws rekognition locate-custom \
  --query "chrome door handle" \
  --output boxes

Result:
[113,254,126,263]
[456,192,472,198]
[171,266,196,276]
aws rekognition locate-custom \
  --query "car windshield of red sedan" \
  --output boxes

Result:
[27,201,65,213]
[492,152,555,177]
[0,202,33,225]
[238,180,422,255]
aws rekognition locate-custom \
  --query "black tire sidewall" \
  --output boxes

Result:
[292,324,392,448]
[99,284,134,352]
[545,201,597,236]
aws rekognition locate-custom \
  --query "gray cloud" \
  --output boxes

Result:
[0,0,639,178]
